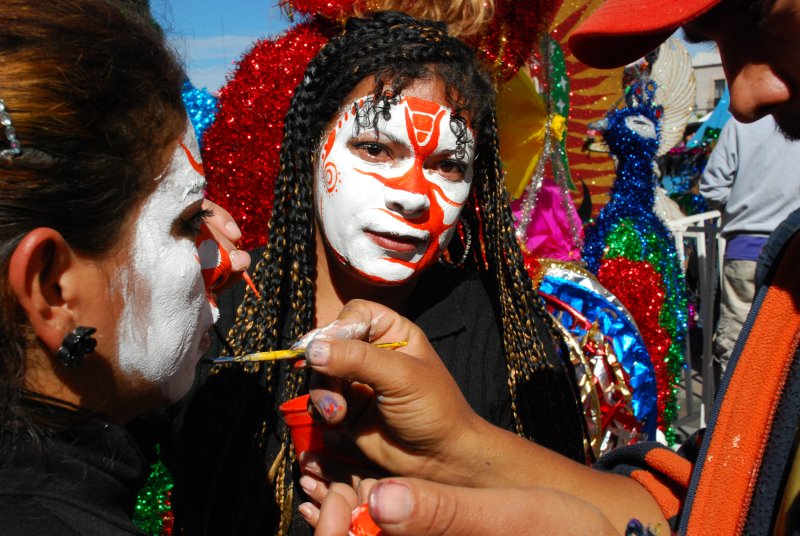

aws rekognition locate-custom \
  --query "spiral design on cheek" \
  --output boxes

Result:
[324,161,339,194]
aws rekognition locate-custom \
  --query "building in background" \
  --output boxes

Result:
[692,50,725,119]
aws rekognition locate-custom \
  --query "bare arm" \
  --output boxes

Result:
[302,300,668,533]
[302,476,621,536]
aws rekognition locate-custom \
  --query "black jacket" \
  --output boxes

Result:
[0,398,148,536]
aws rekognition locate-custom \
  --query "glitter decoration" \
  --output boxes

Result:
[542,35,575,191]
[538,263,658,439]
[659,144,712,216]
[133,445,175,536]
[182,81,218,146]
[596,257,674,432]
[202,21,333,250]
[582,80,688,443]
[0,97,22,159]
[470,0,563,81]
[510,35,582,261]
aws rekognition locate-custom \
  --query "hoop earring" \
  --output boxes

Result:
[56,326,97,367]
[440,218,472,268]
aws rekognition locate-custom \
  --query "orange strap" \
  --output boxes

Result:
[687,236,800,535]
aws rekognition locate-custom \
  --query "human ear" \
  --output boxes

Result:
[7,228,77,355]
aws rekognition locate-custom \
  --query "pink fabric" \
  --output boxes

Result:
[512,178,583,261]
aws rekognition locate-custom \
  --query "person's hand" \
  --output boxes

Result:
[298,300,669,534]
[301,299,485,484]
[296,474,377,533]
[301,474,620,536]
[202,199,251,276]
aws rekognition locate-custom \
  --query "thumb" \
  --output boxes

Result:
[366,479,619,536]
[306,299,443,398]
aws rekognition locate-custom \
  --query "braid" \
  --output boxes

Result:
[227,11,585,531]
[450,110,585,458]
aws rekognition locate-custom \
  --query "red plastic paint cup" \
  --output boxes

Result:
[279,394,325,456]
[349,504,382,536]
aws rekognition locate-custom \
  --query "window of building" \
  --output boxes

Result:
[714,79,726,106]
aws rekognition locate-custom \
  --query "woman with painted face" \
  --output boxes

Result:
[0,1,247,533]
[172,11,585,536]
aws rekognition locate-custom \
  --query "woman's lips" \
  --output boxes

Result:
[365,230,426,252]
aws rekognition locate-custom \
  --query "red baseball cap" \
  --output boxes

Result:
[568,0,722,69]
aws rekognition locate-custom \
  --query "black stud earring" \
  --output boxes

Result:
[56,326,97,367]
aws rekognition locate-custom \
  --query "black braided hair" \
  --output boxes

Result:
[226,11,585,533]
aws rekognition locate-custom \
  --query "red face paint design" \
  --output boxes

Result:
[355,96,464,273]
[195,223,232,315]
[180,141,205,176]
[314,94,475,284]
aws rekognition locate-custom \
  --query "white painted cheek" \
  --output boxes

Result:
[117,203,207,394]
[147,241,209,401]
[317,116,387,264]
[116,129,210,401]
[430,171,471,221]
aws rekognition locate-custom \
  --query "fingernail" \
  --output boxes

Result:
[229,250,247,271]
[225,221,242,240]
[299,475,317,495]
[298,502,317,521]
[369,481,412,524]
[291,327,325,350]
[299,452,321,476]
[315,394,342,420]
[306,340,330,366]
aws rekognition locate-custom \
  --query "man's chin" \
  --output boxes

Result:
[774,114,800,141]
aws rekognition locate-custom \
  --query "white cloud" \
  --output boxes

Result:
[174,34,260,63]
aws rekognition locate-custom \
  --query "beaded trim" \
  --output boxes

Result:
[0,98,22,159]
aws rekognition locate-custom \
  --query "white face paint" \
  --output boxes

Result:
[315,93,475,284]
[116,124,214,402]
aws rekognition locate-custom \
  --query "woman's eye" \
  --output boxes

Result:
[352,142,391,162]
[182,208,213,236]
[433,159,467,182]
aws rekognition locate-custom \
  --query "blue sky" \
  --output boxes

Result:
[152,0,291,91]
[152,2,717,94]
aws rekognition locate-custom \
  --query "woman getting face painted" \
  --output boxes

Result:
[184,13,587,536]
[0,2,249,534]
[117,125,219,403]
[315,78,475,284]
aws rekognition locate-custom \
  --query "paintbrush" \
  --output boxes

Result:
[241,270,261,299]
[202,341,408,364]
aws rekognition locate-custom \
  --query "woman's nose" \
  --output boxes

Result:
[384,187,430,218]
